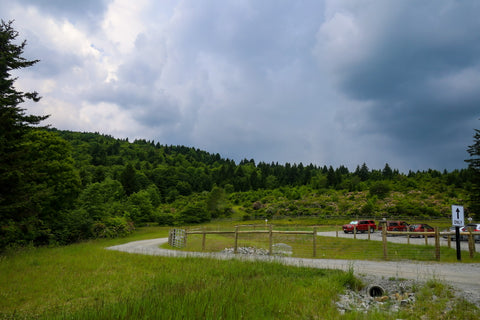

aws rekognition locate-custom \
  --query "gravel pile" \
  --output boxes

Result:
[221,244,293,256]
[221,247,270,255]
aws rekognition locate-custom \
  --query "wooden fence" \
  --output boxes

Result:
[185,224,318,257]
[381,227,479,260]
[170,225,479,261]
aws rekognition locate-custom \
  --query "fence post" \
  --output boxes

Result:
[435,227,440,261]
[468,227,475,258]
[269,224,273,255]
[447,232,451,248]
[202,231,206,251]
[336,225,338,238]
[367,226,371,240]
[234,226,239,254]
[354,226,357,240]
[407,233,410,245]
[424,232,428,245]
[382,225,387,260]
[313,227,317,257]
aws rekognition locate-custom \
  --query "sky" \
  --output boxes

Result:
[2,0,480,172]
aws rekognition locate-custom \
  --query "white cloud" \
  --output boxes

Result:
[11,6,99,59]
[101,0,150,54]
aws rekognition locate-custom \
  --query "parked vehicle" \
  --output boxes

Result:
[408,224,434,237]
[378,221,409,232]
[442,226,461,240]
[460,223,480,242]
[342,220,376,233]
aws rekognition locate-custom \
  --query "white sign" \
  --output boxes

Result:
[452,205,464,226]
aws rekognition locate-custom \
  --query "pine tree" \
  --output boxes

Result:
[0,20,49,220]
[465,125,480,216]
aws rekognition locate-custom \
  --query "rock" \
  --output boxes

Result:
[272,243,293,256]
[221,245,291,256]
[375,296,389,302]
[400,299,409,306]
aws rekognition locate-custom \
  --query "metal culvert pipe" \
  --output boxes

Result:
[366,285,385,297]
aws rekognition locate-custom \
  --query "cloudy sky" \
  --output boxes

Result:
[3,0,480,172]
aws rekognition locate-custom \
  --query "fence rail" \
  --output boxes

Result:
[186,225,318,256]
[170,225,479,261]
[378,227,479,260]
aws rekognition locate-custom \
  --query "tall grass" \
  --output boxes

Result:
[0,235,352,319]
[1,226,479,319]
[53,260,353,320]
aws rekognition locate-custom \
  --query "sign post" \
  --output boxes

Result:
[452,205,464,261]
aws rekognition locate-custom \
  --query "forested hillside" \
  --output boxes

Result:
[3,127,476,250]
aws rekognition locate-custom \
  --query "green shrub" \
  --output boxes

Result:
[92,216,134,238]
[153,212,176,226]
[369,181,391,199]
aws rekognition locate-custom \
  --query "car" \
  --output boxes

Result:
[442,226,461,240]
[460,223,480,242]
[342,220,376,233]
[378,221,409,232]
[408,224,434,237]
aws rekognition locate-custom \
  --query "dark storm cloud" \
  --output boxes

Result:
[317,0,480,170]
[3,0,480,172]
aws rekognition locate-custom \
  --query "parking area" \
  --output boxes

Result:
[316,230,478,252]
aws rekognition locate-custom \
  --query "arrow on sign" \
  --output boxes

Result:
[457,208,460,219]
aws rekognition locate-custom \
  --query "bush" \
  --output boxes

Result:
[53,208,93,244]
[92,217,134,238]
[127,190,155,223]
[242,213,251,221]
[179,204,210,224]
[154,212,176,226]
[369,181,391,199]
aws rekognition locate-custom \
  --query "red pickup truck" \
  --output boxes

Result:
[342,220,377,233]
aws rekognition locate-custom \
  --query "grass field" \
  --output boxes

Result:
[1,224,479,319]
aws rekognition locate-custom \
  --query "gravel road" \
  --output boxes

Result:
[317,230,478,251]
[107,237,480,303]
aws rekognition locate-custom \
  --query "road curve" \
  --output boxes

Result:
[106,237,480,300]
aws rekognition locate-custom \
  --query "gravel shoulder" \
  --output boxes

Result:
[107,237,480,303]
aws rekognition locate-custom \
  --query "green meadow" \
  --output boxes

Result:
[1,225,479,319]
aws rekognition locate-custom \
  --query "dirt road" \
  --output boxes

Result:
[107,237,480,302]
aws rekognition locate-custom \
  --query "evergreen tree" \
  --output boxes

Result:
[0,20,50,247]
[466,124,480,216]
[356,163,370,181]
[382,163,393,179]
[206,186,228,218]
[326,166,337,187]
